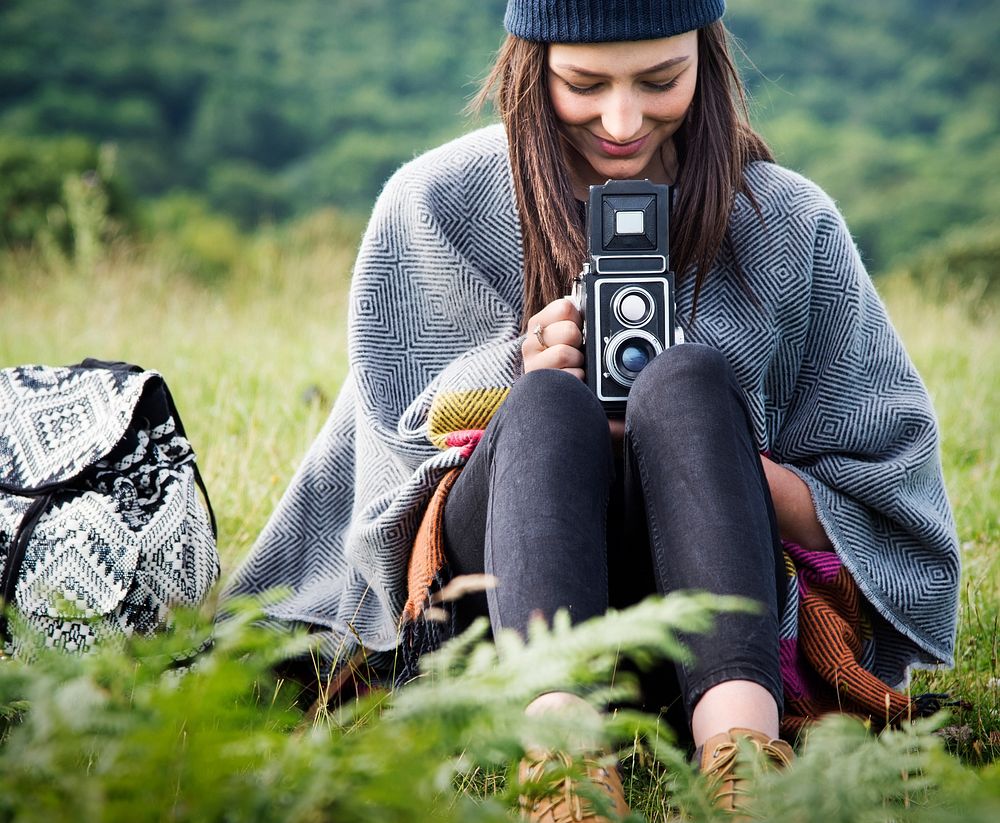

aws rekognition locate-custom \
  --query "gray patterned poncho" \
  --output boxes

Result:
[226,125,959,690]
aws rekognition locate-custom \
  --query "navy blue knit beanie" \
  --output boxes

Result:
[504,0,725,42]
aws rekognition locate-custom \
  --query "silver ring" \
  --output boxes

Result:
[533,323,547,350]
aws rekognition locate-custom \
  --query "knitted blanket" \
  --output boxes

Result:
[401,470,950,734]
[225,125,959,705]
[778,540,922,734]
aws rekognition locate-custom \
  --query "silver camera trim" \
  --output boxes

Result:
[604,328,663,388]
[592,253,667,275]
[592,275,671,402]
[611,286,654,327]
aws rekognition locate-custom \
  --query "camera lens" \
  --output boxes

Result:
[604,330,662,387]
[621,343,651,373]
[611,287,653,327]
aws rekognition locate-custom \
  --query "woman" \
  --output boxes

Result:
[227,0,959,817]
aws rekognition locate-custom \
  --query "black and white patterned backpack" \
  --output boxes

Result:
[0,359,219,656]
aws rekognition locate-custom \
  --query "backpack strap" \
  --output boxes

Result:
[78,359,217,540]
[0,491,54,643]
[156,377,217,540]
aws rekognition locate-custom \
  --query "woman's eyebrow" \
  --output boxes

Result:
[553,55,689,77]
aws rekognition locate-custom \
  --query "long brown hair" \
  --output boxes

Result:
[474,21,773,330]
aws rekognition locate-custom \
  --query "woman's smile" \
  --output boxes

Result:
[595,133,650,157]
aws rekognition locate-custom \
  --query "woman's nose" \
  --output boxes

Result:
[601,92,643,143]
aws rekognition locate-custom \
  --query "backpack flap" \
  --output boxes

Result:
[0,364,152,492]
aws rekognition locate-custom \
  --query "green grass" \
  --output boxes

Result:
[0,211,359,560]
[877,274,1000,762]
[0,223,997,813]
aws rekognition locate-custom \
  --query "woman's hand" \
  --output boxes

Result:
[522,297,625,449]
[522,297,585,380]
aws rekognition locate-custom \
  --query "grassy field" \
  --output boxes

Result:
[0,212,359,558]
[1,219,997,774]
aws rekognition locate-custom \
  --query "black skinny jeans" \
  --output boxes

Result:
[442,343,786,721]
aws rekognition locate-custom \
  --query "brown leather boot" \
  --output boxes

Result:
[697,727,794,817]
[519,751,630,823]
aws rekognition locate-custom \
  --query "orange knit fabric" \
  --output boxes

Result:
[782,564,914,736]
[403,468,462,622]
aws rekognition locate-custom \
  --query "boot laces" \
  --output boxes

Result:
[520,753,624,823]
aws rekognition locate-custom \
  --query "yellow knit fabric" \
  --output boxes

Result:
[428,388,509,449]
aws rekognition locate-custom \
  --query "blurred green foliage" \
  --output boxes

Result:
[0,0,506,224]
[726,0,1000,269]
[0,596,996,822]
[144,193,247,283]
[893,219,1000,309]
[0,133,132,251]
[0,0,998,272]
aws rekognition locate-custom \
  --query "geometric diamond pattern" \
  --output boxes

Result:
[0,365,147,490]
[223,125,958,692]
[0,361,219,656]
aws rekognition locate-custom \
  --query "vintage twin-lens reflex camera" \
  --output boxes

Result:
[571,179,681,417]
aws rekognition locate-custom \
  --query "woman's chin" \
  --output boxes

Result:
[580,153,666,184]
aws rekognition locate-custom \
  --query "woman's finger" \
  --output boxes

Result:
[537,343,584,370]
[534,319,582,351]
[522,340,584,374]
[528,297,582,333]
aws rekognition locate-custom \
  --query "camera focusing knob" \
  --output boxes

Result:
[569,268,586,312]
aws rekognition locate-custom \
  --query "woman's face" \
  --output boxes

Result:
[547,32,698,191]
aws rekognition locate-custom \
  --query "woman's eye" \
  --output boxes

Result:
[564,82,600,95]
[644,79,679,92]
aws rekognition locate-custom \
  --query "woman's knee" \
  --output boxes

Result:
[502,369,608,442]
[627,343,735,420]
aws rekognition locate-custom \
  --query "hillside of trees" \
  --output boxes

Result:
[1,0,997,272]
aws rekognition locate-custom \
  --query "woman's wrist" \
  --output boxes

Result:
[759,455,834,551]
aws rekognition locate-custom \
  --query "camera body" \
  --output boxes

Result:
[572,179,678,416]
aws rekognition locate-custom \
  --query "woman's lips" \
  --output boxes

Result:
[595,134,648,157]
